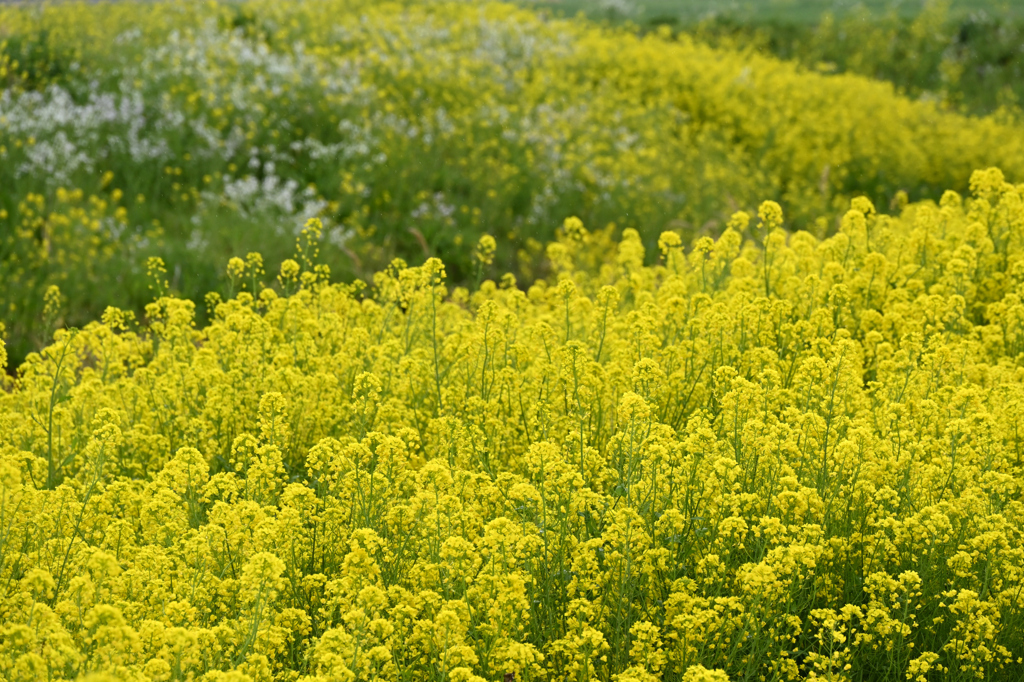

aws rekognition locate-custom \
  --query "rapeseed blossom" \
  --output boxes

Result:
[2,172,1024,680]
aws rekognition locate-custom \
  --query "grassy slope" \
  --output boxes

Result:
[523,0,1023,24]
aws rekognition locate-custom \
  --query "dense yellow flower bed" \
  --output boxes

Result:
[2,169,1024,680]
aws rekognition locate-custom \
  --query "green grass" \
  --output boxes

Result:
[523,0,1024,24]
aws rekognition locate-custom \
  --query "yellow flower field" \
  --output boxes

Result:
[3,1,1024,680]
[4,0,1024,365]
[3,168,1024,680]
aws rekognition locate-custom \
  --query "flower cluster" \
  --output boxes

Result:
[2,170,1024,680]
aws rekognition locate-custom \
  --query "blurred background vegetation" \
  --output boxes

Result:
[524,0,1024,116]
[1,0,1022,369]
